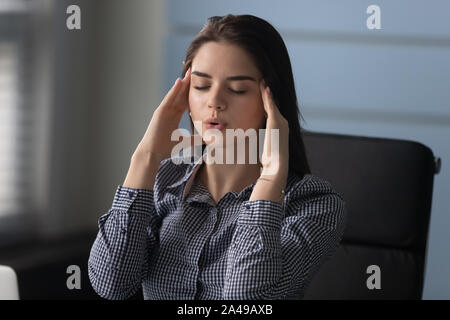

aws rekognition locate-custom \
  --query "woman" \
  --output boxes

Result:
[88,14,347,300]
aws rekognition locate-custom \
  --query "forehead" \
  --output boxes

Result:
[192,41,260,77]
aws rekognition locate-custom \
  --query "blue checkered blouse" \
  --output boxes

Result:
[88,154,347,300]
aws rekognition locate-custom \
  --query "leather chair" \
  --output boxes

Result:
[301,130,440,300]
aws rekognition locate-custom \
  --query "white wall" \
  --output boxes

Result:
[88,0,166,229]
[35,0,166,238]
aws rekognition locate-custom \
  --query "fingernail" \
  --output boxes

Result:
[174,78,179,85]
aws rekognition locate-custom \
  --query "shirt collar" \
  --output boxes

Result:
[181,153,207,201]
[165,152,258,203]
[165,152,207,202]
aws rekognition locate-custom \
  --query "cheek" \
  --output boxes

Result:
[244,96,265,119]
[189,92,200,113]
[189,91,204,111]
[248,101,266,128]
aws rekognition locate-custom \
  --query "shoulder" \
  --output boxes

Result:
[286,173,341,199]
[156,155,192,178]
[284,173,347,228]
[153,155,197,196]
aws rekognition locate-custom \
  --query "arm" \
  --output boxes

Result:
[88,154,164,300]
[88,65,192,299]
[223,176,347,300]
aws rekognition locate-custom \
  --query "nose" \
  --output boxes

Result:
[207,87,227,112]
[209,104,224,112]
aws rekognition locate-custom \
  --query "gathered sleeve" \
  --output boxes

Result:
[223,175,347,299]
[87,185,160,300]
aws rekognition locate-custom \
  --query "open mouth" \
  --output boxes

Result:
[205,122,226,130]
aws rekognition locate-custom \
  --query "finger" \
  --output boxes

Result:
[183,66,191,81]
[265,85,282,118]
[266,87,276,112]
[172,67,191,103]
[179,67,191,94]
[174,67,191,110]
[259,80,269,115]
[260,81,274,115]
[160,76,182,108]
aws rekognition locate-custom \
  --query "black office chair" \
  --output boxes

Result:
[301,130,440,300]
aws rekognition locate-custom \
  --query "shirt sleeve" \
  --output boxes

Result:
[88,185,160,300]
[223,176,347,300]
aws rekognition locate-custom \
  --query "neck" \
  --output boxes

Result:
[198,141,263,194]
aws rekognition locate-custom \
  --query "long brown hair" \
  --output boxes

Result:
[181,14,311,179]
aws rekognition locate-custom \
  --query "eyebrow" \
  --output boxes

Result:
[191,71,256,81]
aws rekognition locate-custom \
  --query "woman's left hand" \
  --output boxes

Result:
[259,80,289,180]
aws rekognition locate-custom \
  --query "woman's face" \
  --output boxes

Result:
[189,41,266,146]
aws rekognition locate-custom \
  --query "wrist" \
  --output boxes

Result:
[249,178,286,203]
[260,165,288,182]
[260,158,288,177]
[132,150,165,165]
[123,153,163,190]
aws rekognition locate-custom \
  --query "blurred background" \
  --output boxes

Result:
[0,0,448,299]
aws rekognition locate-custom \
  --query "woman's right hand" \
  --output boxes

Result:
[132,67,197,162]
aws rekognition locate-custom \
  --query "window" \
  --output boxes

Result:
[0,0,38,246]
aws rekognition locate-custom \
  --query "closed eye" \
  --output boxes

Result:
[193,86,246,95]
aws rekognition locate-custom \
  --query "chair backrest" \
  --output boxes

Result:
[301,130,439,299]
[0,265,20,300]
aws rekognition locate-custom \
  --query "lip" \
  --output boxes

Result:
[204,117,227,130]
[205,123,226,130]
